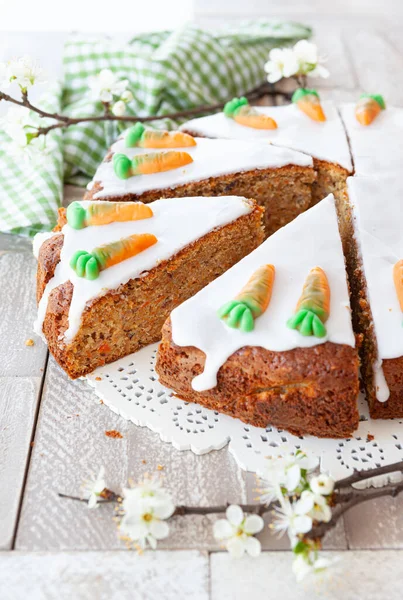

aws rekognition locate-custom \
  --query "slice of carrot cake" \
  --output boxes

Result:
[345,175,403,419]
[34,196,263,379]
[84,128,315,236]
[181,98,352,206]
[156,194,360,438]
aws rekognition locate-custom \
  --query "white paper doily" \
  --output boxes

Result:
[86,343,403,481]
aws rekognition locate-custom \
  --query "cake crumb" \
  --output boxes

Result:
[95,376,102,381]
[157,464,164,471]
[367,433,375,442]
[142,459,147,464]
[25,338,34,346]
[105,429,123,439]
[99,399,104,405]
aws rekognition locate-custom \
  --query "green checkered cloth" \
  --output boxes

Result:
[0,21,311,236]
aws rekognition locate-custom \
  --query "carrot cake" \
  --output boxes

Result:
[344,175,403,419]
[181,99,352,206]
[84,129,315,236]
[34,196,263,379]
[156,194,360,438]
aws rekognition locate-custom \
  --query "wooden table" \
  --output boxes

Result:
[2,20,403,599]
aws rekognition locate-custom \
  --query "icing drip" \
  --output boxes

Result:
[34,196,253,344]
[180,101,352,171]
[347,175,403,401]
[374,359,390,402]
[32,231,60,259]
[170,195,355,392]
[89,136,313,200]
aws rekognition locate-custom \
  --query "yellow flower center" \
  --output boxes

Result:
[143,513,153,522]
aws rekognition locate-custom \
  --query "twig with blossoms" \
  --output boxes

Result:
[264,40,329,89]
[0,56,279,148]
[59,456,403,581]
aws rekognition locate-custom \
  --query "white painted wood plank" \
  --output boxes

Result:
[0,252,47,377]
[16,358,247,551]
[344,28,403,105]
[0,550,208,600]
[211,549,403,600]
[0,234,32,252]
[0,377,41,550]
[345,496,403,549]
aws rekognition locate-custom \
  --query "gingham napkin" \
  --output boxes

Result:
[0,21,311,236]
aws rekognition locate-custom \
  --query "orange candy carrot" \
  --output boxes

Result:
[70,233,158,280]
[126,122,196,148]
[291,88,326,123]
[355,94,385,126]
[67,201,153,230]
[393,259,403,313]
[218,264,275,332]
[113,151,193,179]
[223,97,277,130]
[287,266,330,337]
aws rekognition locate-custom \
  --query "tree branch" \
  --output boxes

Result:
[1,82,287,138]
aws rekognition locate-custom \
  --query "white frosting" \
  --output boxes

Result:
[181,102,352,172]
[89,136,313,200]
[170,194,355,391]
[34,196,254,344]
[341,104,403,175]
[32,231,60,259]
[347,175,403,401]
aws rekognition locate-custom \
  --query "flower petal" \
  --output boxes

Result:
[150,519,170,540]
[244,535,261,558]
[293,514,313,535]
[226,536,246,558]
[226,504,244,527]
[243,514,264,535]
[213,519,234,540]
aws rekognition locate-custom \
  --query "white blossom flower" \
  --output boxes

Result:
[121,90,133,103]
[112,100,126,116]
[292,552,336,582]
[310,474,335,496]
[213,505,264,558]
[0,56,46,90]
[88,68,129,103]
[119,477,175,550]
[298,490,332,523]
[261,449,319,498]
[264,47,299,83]
[292,40,329,79]
[272,497,313,540]
[81,466,107,509]
[1,105,45,163]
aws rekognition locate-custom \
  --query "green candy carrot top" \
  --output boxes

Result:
[218,264,275,332]
[223,97,277,130]
[70,233,158,280]
[287,266,330,338]
[67,201,153,230]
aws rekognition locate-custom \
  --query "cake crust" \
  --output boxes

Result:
[156,319,360,438]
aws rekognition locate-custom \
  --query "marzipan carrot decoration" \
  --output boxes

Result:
[67,201,153,230]
[113,151,193,180]
[291,88,326,122]
[355,94,386,126]
[70,233,158,280]
[287,266,330,338]
[125,122,196,148]
[218,264,275,332]
[393,260,403,316]
[223,97,277,130]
